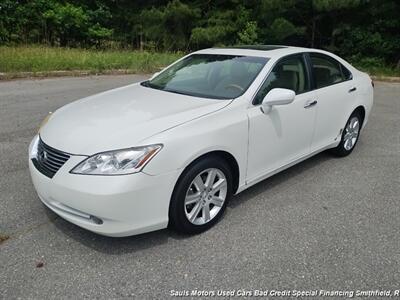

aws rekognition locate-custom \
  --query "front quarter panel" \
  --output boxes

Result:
[141,100,248,191]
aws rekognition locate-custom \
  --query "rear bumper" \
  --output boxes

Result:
[28,148,180,237]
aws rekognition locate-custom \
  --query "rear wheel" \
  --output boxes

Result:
[330,111,362,157]
[169,156,233,234]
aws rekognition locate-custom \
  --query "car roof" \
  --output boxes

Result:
[194,45,327,59]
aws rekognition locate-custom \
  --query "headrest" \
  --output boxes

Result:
[314,67,331,87]
[276,70,298,91]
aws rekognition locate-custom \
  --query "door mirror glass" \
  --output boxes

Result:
[261,88,295,114]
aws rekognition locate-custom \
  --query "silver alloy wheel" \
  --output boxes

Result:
[184,168,227,225]
[343,116,360,150]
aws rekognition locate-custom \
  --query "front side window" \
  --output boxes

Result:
[341,64,352,80]
[141,54,268,99]
[253,55,310,105]
[310,53,350,88]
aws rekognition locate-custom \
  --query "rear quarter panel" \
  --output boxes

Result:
[353,70,374,128]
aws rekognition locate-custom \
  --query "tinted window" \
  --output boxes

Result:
[142,54,268,99]
[310,54,349,88]
[341,64,352,80]
[254,55,310,105]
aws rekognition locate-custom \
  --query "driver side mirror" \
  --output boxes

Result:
[261,88,296,114]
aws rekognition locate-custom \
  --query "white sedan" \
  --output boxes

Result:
[29,45,373,237]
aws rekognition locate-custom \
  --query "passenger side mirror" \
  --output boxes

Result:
[261,88,296,114]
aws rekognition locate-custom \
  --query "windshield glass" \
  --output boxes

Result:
[141,54,269,99]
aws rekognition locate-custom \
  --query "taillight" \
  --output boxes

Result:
[371,80,374,88]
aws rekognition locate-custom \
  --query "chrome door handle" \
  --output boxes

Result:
[304,100,317,108]
[348,87,357,93]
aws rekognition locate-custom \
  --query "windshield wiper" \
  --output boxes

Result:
[142,82,230,100]
[140,80,149,86]
[167,89,231,100]
[163,88,192,96]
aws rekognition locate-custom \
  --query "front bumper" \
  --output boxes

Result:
[28,147,179,237]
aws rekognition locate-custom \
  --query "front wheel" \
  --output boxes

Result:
[330,111,362,157]
[169,156,233,234]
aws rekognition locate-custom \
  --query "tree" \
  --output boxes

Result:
[139,0,200,51]
[237,21,258,45]
[0,0,398,67]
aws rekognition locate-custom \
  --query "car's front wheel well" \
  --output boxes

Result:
[181,151,240,194]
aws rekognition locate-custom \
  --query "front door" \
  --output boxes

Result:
[246,54,317,184]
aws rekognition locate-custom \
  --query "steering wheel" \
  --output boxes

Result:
[225,84,244,91]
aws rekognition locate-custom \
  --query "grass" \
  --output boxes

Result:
[347,56,400,78]
[353,64,400,78]
[0,45,183,76]
[0,45,399,79]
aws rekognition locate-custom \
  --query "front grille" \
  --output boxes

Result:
[32,138,70,178]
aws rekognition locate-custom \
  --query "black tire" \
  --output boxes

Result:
[330,111,362,157]
[169,155,233,234]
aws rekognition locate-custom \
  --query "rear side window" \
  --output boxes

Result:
[310,53,351,89]
[253,55,310,105]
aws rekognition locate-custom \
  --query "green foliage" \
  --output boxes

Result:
[163,0,200,50]
[350,56,400,77]
[1,0,112,47]
[88,24,113,41]
[0,0,398,68]
[0,45,181,73]
[43,3,89,46]
[267,18,303,42]
[190,27,226,48]
[139,0,200,50]
[237,21,258,45]
[139,7,165,45]
[312,0,361,11]
[190,9,238,48]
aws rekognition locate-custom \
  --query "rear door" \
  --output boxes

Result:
[308,53,355,151]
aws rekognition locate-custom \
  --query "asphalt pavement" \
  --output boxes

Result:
[0,75,399,298]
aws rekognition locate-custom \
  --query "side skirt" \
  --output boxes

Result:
[236,142,338,194]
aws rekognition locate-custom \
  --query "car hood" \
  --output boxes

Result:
[40,83,231,155]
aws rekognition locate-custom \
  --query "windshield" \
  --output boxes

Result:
[141,54,269,99]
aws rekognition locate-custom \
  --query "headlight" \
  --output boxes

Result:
[70,144,162,175]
